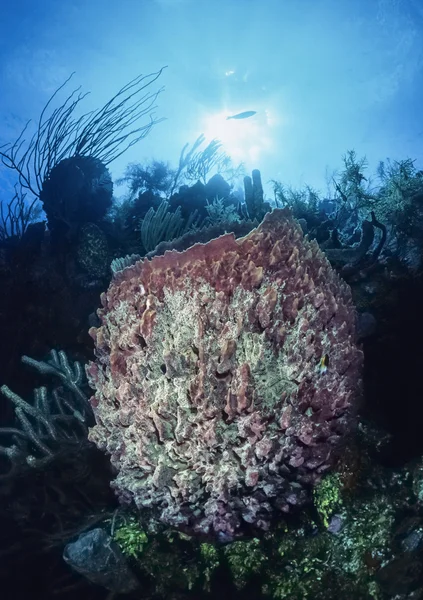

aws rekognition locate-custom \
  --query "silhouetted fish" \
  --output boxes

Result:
[226,110,257,120]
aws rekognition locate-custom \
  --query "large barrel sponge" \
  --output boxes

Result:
[40,156,113,233]
[87,209,363,541]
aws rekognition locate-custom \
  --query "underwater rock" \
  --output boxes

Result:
[205,173,231,202]
[356,311,377,340]
[63,527,139,593]
[376,553,423,596]
[87,208,363,540]
[168,180,207,220]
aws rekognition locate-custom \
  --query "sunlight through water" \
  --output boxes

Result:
[201,109,277,167]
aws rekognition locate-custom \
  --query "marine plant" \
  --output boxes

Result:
[169,134,244,196]
[375,157,423,236]
[116,159,176,199]
[313,472,343,528]
[0,68,166,199]
[113,515,148,559]
[333,149,377,214]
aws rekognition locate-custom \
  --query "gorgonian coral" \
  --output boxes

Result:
[87,209,363,540]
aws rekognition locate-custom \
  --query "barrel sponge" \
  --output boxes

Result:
[87,209,363,540]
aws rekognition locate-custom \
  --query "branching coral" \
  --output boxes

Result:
[0,350,92,476]
[168,134,243,197]
[205,197,241,225]
[140,200,202,253]
[0,185,41,241]
[87,209,363,540]
[0,68,166,199]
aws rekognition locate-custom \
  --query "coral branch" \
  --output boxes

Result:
[0,68,167,198]
[0,350,93,477]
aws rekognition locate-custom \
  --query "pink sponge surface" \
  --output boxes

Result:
[87,209,363,540]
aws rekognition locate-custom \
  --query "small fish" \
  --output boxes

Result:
[72,409,86,423]
[318,354,329,374]
[226,110,257,120]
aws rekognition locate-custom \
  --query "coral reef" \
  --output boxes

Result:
[60,432,422,600]
[140,200,202,253]
[146,217,258,259]
[87,208,363,540]
[3,136,423,597]
[244,169,271,220]
[0,350,92,475]
[0,69,166,200]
